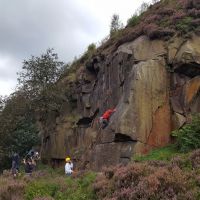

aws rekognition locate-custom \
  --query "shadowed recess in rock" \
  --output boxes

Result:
[76,109,99,127]
[175,63,200,78]
[114,133,137,143]
[85,57,100,75]
[43,135,50,143]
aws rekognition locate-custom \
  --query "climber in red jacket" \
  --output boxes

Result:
[99,108,116,129]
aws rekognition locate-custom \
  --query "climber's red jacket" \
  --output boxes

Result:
[102,109,116,120]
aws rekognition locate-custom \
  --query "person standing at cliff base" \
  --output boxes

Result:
[99,108,116,129]
[65,157,73,176]
[11,152,20,178]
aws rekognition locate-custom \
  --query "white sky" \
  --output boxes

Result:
[0,0,152,96]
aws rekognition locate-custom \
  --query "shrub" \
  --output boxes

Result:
[180,0,200,9]
[157,8,175,16]
[143,23,175,39]
[171,10,187,23]
[79,43,96,64]
[189,149,200,168]
[188,8,200,17]
[175,16,194,33]
[0,177,26,200]
[24,181,59,200]
[144,14,162,23]
[127,14,140,27]
[94,161,200,200]
[191,19,200,27]
[172,114,200,152]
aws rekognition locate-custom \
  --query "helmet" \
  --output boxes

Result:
[65,157,70,162]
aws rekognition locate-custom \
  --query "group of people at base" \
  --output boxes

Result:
[11,149,40,177]
[11,108,116,177]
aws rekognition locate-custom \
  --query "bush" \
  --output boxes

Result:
[180,0,200,9]
[24,181,59,200]
[127,14,140,27]
[171,10,187,23]
[172,114,200,152]
[188,8,200,18]
[143,23,175,39]
[67,172,96,200]
[144,14,162,23]
[94,160,200,200]
[175,16,193,33]
[157,8,175,16]
[80,43,96,64]
[191,19,200,27]
[24,171,96,200]
[0,177,26,200]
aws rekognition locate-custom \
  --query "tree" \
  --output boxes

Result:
[110,14,123,36]
[0,95,5,112]
[17,48,64,99]
[0,92,39,171]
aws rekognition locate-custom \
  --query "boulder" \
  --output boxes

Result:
[118,36,166,61]
[172,112,186,130]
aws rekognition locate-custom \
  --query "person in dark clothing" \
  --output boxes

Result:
[99,108,116,129]
[23,157,35,175]
[11,153,20,177]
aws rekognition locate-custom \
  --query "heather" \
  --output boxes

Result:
[101,0,200,52]
[93,150,200,200]
[94,114,200,199]
[1,150,200,200]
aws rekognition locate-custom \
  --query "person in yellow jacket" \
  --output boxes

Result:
[65,157,73,175]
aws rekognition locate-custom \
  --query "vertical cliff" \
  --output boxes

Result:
[39,33,200,170]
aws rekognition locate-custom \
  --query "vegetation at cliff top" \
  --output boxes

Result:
[102,0,200,53]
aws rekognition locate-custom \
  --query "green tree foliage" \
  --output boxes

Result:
[172,114,200,152]
[0,92,39,171]
[0,96,4,112]
[0,50,65,171]
[17,48,65,113]
[110,14,123,37]
[17,48,64,100]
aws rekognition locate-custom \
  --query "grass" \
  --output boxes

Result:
[24,170,97,200]
[0,162,97,200]
[133,144,180,162]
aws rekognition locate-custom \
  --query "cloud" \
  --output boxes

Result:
[0,0,152,95]
[0,54,20,80]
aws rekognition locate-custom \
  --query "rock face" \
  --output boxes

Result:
[40,34,200,170]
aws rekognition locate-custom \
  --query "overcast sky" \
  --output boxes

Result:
[0,0,152,96]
